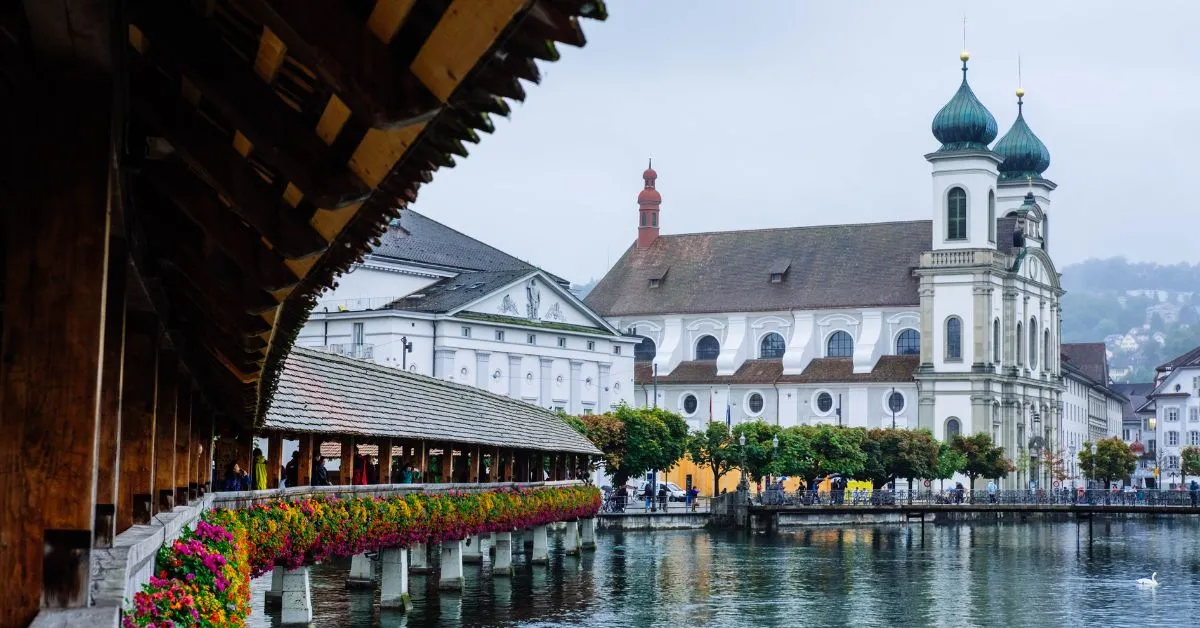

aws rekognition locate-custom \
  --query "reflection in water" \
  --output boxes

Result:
[250,520,1200,627]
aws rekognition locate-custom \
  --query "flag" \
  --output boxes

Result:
[708,392,713,422]
[726,403,732,428]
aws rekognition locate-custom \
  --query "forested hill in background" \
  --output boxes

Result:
[1060,257,1200,383]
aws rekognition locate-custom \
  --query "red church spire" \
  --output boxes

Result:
[637,158,661,249]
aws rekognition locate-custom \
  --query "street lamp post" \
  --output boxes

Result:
[890,386,896,429]
[1068,445,1078,489]
[1089,441,1097,489]
[738,433,748,492]
[768,434,779,502]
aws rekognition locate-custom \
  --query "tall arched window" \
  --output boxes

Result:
[1016,322,1024,366]
[947,187,967,240]
[987,189,996,243]
[945,317,962,361]
[695,335,720,360]
[634,337,656,362]
[1028,318,1039,369]
[759,332,786,359]
[826,330,854,358]
[993,318,1001,363]
[1043,329,1051,372]
[945,417,962,441]
[895,329,920,355]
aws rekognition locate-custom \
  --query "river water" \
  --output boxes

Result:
[248,519,1200,627]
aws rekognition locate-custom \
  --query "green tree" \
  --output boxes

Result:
[791,425,867,487]
[1078,437,1137,487]
[858,428,940,491]
[731,421,783,484]
[950,433,1011,492]
[559,410,588,436]
[929,443,966,491]
[687,421,738,492]
[1183,446,1200,482]
[581,404,688,487]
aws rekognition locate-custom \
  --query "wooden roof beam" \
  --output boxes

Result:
[131,67,329,260]
[526,1,588,48]
[240,0,442,128]
[131,4,371,209]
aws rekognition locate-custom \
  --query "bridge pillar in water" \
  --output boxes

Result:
[410,542,431,574]
[492,531,513,576]
[280,567,313,625]
[581,517,596,550]
[347,552,374,588]
[531,525,549,565]
[380,548,412,611]
[463,535,483,563]
[265,566,284,606]
[565,520,580,556]
[439,540,464,590]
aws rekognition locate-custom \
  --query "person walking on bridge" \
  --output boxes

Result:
[284,451,299,488]
[1190,479,1199,507]
[987,480,997,504]
[252,448,268,491]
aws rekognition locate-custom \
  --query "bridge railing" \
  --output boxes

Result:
[757,487,1200,508]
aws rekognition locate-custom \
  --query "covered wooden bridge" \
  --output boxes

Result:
[0,1,605,625]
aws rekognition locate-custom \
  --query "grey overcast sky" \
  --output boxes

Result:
[409,1,1200,285]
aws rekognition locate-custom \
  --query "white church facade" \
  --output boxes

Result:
[297,210,638,415]
[586,52,1080,489]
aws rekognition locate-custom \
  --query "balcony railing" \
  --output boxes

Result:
[316,296,402,312]
[920,249,1011,270]
[322,343,375,360]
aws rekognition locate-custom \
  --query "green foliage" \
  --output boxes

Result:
[950,433,1012,491]
[792,424,867,481]
[730,421,782,483]
[931,443,966,490]
[580,404,688,487]
[1078,437,1137,486]
[687,421,738,490]
[558,410,588,436]
[1183,446,1200,478]
[858,428,940,489]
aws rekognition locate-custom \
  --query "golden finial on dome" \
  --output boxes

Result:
[960,50,970,62]
[1016,87,1026,98]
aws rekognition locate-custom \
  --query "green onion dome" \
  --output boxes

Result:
[994,90,1051,180]
[931,53,998,152]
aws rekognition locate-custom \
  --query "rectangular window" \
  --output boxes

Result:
[587,340,595,351]
[527,334,536,345]
[1191,431,1200,446]
[613,345,622,356]
[947,188,967,240]
[558,337,567,348]
[461,326,471,338]
[1167,407,1180,422]
[1168,431,1179,446]
[352,322,364,345]
[1191,407,1199,423]
[495,330,505,342]
[1148,439,1156,453]
[1122,429,1131,441]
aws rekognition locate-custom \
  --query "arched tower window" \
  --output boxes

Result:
[826,331,854,358]
[947,188,967,240]
[987,189,996,243]
[895,329,920,355]
[634,337,656,362]
[759,332,786,359]
[945,417,962,441]
[993,318,1001,363]
[695,335,720,360]
[1043,329,1051,372]
[1016,322,1024,366]
[945,317,962,361]
[1028,318,1039,369]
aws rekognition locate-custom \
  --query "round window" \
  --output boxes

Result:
[748,393,765,414]
[816,392,833,413]
[888,391,904,414]
[682,394,698,415]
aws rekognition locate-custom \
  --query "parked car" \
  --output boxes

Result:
[636,480,687,502]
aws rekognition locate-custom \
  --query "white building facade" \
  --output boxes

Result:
[1142,347,1200,488]
[587,54,1081,488]
[299,210,637,415]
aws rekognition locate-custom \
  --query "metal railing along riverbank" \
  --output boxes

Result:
[756,487,1200,508]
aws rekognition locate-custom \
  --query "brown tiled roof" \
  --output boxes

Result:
[1062,342,1109,384]
[318,442,378,459]
[265,347,599,454]
[634,356,918,386]
[585,221,929,316]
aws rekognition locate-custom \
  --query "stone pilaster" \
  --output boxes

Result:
[539,358,554,408]
[531,525,549,565]
[569,360,583,415]
[380,548,412,611]
[597,363,611,411]
[492,531,513,576]
[581,517,597,550]
[918,284,935,370]
[507,355,523,398]
[565,520,580,556]
[971,281,989,370]
[439,541,464,591]
[475,351,491,389]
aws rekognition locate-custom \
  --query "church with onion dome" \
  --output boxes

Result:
[586,50,1073,491]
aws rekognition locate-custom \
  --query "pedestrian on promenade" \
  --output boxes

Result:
[643,483,654,512]
[284,451,299,488]
[224,462,249,491]
[313,456,330,486]
[1190,480,1199,507]
[252,448,268,490]
[987,480,997,504]
[658,484,669,511]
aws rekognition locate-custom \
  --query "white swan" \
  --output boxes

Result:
[1136,572,1159,587]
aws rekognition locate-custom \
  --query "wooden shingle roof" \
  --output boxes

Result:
[265,347,601,455]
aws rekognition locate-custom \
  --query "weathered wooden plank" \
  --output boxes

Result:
[379,439,394,485]
[341,440,356,485]
[241,0,442,127]
[297,433,313,487]
[153,349,179,513]
[132,5,371,207]
[409,0,528,102]
[174,378,193,505]
[0,67,112,622]
[267,434,283,489]
[94,238,127,549]
[117,312,159,532]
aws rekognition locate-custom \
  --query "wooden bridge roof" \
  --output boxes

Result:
[265,347,601,455]
[3,0,606,426]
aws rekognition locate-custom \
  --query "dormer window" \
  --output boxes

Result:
[769,273,784,284]
[648,278,661,289]
[647,267,668,289]
[768,258,791,284]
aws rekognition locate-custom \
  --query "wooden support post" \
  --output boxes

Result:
[471,445,482,483]
[174,379,192,505]
[341,439,355,485]
[199,404,216,493]
[380,439,394,484]
[494,446,502,483]
[153,349,179,512]
[95,239,128,548]
[418,441,428,482]
[267,433,283,489]
[0,66,117,621]
[438,444,452,484]
[118,313,158,531]
[188,397,203,500]
[297,433,313,487]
